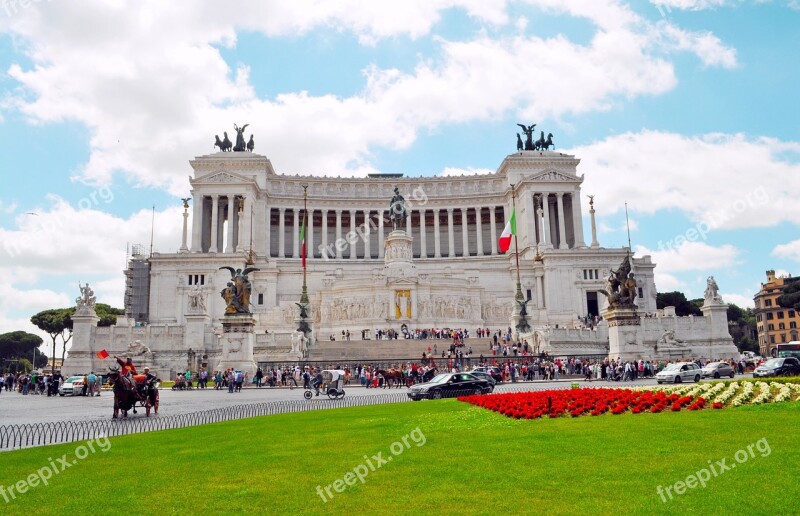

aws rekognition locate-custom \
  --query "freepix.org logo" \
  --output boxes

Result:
[1,435,112,504]
[315,427,426,503]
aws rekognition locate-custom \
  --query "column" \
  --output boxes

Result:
[475,207,483,256]
[209,195,219,253]
[292,209,300,258]
[461,207,469,257]
[557,193,568,249]
[335,210,343,259]
[264,205,271,258]
[433,209,441,258]
[226,198,235,253]
[190,193,202,252]
[419,210,427,258]
[278,207,286,258]
[307,209,314,259]
[571,192,586,247]
[236,196,250,253]
[542,193,552,248]
[321,209,328,259]
[490,206,498,255]
[378,209,385,258]
[447,208,455,258]
[536,272,545,308]
[364,210,371,259]
[525,192,536,249]
[349,210,356,260]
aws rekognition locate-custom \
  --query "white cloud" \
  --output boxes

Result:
[653,271,685,292]
[636,241,740,272]
[656,23,737,68]
[772,240,800,262]
[723,293,755,308]
[573,131,800,230]
[651,0,728,10]
[1,1,739,192]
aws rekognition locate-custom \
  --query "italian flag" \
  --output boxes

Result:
[498,209,516,253]
[300,212,307,268]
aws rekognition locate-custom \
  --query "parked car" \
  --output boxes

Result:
[471,366,503,383]
[753,357,800,378]
[701,362,735,379]
[656,362,701,384]
[407,372,492,401]
[59,375,86,396]
[466,370,497,390]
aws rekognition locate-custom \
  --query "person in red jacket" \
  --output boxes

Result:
[114,356,137,376]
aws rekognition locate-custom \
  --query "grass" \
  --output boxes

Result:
[1,399,798,514]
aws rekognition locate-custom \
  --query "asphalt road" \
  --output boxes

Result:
[0,378,669,426]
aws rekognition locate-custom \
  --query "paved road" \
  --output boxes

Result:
[0,378,667,426]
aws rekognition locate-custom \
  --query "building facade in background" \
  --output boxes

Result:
[755,270,800,356]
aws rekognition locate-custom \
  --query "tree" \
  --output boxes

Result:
[0,331,45,372]
[656,292,702,316]
[95,303,125,326]
[30,308,74,374]
[777,280,800,312]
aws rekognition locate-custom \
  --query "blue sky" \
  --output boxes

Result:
[1,0,799,355]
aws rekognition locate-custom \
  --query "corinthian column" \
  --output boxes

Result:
[557,193,568,249]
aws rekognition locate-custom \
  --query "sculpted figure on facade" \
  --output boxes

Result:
[658,329,686,348]
[188,284,207,313]
[599,255,637,309]
[127,339,152,356]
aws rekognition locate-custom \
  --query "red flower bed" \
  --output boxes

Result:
[458,388,713,419]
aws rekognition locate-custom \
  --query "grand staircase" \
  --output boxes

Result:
[307,337,491,361]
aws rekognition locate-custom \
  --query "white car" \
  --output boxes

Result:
[656,362,702,384]
[59,375,87,396]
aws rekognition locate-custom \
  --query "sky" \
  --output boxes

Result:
[1,0,799,357]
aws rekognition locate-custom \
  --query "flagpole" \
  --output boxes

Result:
[300,185,309,305]
[510,184,523,303]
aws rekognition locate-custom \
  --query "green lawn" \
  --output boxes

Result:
[1,400,798,514]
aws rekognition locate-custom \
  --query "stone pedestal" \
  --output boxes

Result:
[384,230,413,269]
[216,314,257,375]
[62,308,100,376]
[604,306,642,361]
[700,300,739,360]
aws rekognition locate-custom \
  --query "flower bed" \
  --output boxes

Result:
[459,382,800,419]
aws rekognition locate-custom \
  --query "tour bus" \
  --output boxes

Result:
[774,342,800,359]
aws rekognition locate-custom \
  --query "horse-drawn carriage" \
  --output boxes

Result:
[107,367,160,418]
[304,369,346,400]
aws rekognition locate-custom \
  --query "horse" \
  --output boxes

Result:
[375,369,404,388]
[540,133,554,151]
[107,368,156,418]
[246,135,254,152]
[214,134,232,152]
[534,131,546,150]
[421,367,438,383]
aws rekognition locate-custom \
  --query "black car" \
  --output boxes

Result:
[407,373,492,401]
[471,366,503,383]
[753,357,800,378]
[466,370,497,390]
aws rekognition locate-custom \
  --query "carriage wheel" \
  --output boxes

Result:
[336,391,345,399]
[303,390,313,400]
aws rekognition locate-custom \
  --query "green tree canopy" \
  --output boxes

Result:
[31,308,74,373]
[95,303,125,326]
[0,331,47,372]
[656,291,702,316]
[777,280,800,312]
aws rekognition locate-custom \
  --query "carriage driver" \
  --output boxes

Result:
[311,368,324,397]
[114,356,138,377]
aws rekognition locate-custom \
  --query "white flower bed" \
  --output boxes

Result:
[750,382,772,405]
[731,382,755,407]
[714,382,740,405]
[771,382,792,403]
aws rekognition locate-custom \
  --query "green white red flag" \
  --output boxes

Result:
[498,209,516,253]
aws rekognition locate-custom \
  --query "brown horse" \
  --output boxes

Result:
[375,369,404,388]
[107,368,156,418]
